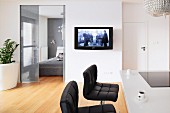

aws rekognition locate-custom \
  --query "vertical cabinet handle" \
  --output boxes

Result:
[141,47,146,51]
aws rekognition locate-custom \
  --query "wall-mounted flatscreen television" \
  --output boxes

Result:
[74,27,113,50]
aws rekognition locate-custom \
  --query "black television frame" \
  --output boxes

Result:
[74,27,113,50]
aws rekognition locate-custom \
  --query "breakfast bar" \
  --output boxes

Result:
[120,70,170,113]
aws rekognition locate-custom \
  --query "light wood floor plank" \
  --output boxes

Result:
[0,76,128,113]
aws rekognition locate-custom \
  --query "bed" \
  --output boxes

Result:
[39,46,64,76]
[39,57,63,76]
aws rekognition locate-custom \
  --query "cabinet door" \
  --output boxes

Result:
[123,23,147,71]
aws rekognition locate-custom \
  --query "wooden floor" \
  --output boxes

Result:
[0,76,128,113]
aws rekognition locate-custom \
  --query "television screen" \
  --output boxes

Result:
[74,27,113,50]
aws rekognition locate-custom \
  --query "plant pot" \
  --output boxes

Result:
[0,63,19,90]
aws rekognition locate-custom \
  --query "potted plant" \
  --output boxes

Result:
[0,39,19,90]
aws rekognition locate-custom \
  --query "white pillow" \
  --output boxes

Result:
[56,46,64,57]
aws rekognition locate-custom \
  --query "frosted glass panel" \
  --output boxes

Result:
[23,22,33,46]
[20,5,39,82]
[23,48,33,66]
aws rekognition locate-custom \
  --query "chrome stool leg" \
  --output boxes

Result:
[100,101,105,105]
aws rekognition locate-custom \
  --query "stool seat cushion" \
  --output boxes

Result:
[85,82,119,102]
[78,104,116,113]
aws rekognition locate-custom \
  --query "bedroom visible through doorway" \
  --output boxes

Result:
[39,6,65,79]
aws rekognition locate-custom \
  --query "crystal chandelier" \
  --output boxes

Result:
[144,0,170,17]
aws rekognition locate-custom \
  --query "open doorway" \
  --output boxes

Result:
[39,6,65,80]
[20,5,65,83]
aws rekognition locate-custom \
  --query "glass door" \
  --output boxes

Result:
[20,5,39,82]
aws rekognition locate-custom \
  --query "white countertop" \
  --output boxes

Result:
[120,70,170,113]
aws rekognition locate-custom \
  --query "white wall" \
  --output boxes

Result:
[39,15,48,62]
[0,0,122,82]
[123,3,169,71]
[147,16,169,70]
[39,15,48,47]
[65,0,122,82]
[0,1,20,62]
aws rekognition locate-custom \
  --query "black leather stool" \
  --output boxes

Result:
[60,81,116,113]
[83,64,119,103]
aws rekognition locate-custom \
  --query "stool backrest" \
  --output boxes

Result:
[60,81,79,113]
[83,64,97,96]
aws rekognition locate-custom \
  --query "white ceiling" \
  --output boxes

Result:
[123,0,143,3]
[39,6,64,18]
[0,0,144,3]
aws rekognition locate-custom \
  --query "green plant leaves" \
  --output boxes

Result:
[0,39,19,64]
